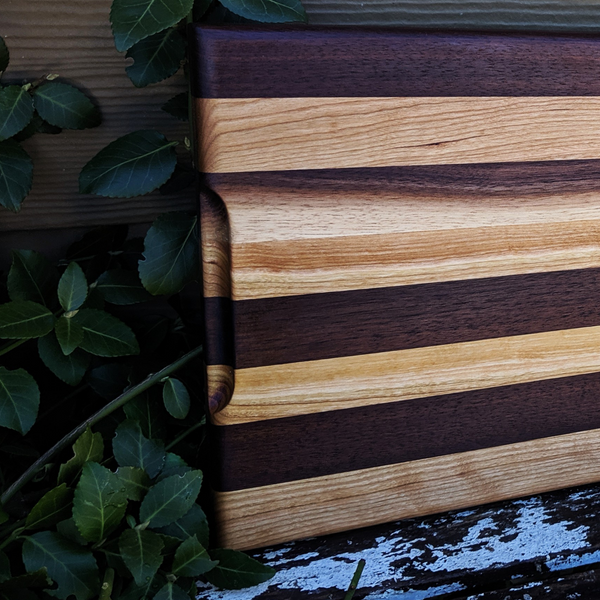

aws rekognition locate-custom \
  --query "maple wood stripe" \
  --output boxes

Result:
[190,26,600,98]
[232,267,600,368]
[211,371,600,492]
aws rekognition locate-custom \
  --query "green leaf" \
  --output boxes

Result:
[58,427,104,485]
[38,331,90,386]
[220,0,306,22]
[58,262,88,312]
[161,92,188,121]
[113,420,165,478]
[0,300,54,339]
[126,29,185,88]
[0,551,10,583]
[116,466,151,501]
[205,549,276,590]
[33,82,100,130]
[123,394,166,439]
[119,529,164,587]
[0,505,8,526]
[56,518,88,546]
[72,462,128,543]
[156,452,191,482]
[118,573,166,600]
[22,532,99,600]
[162,378,190,419]
[0,366,39,435]
[72,308,139,357]
[172,535,216,576]
[111,0,194,52]
[79,130,177,198]
[0,38,8,73]
[153,582,189,600]
[25,484,74,531]
[154,503,208,548]
[96,270,152,305]
[140,471,202,528]
[55,315,84,355]
[139,212,198,296]
[0,85,34,141]
[8,250,59,307]
[0,139,33,211]
[0,568,51,592]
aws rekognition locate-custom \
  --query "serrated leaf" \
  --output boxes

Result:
[124,394,166,439]
[113,420,165,478]
[55,316,84,355]
[0,366,39,435]
[126,29,185,88]
[172,535,216,576]
[119,529,164,587]
[0,38,8,73]
[111,0,194,52]
[12,111,42,142]
[139,212,198,296]
[118,572,166,600]
[22,532,99,600]
[58,427,104,486]
[0,300,54,339]
[161,92,187,121]
[220,0,306,22]
[205,549,276,589]
[140,470,202,528]
[0,568,51,592]
[8,250,59,306]
[0,551,10,583]
[58,262,88,312]
[116,466,151,501]
[56,518,88,546]
[38,332,90,386]
[0,85,34,141]
[162,378,190,419]
[72,308,139,357]
[26,484,74,530]
[79,130,177,198]
[156,452,191,482]
[154,503,208,548]
[152,582,188,600]
[72,462,128,543]
[0,139,33,211]
[33,82,100,130]
[96,270,152,305]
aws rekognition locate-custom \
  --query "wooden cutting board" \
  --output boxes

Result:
[190,25,600,550]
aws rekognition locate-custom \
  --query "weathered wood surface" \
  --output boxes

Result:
[198,483,600,599]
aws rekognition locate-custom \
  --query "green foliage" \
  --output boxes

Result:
[38,332,91,386]
[163,378,190,419]
[0,366,39,435]
[119,528,164,585]
[113,419,165,478]
[0,301,54,339]
[172,534,216,576]
[8,250,59,306]
[79,130,177,198]
[219,0,307,22]
[58,262,88,312]
[73,309,139,357]
[25,484,74,530]
[155,503,209,548]
[96,269,152,305]
[33,82,100,130]
[55,315,84,356]
[0,139,33,211]
[205,549,277,589]
[0,86,34,141]
[116,466,151,501]
[154,581,190,600]
[162,92,188,121]
[58,428,104,485]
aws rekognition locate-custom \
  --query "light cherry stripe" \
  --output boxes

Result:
[213,428,600,549]
[197,96,600,173]
[213,325,600,425]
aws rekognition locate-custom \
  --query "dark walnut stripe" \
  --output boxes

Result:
[204,297,234,366]
[211,372,600,491]
[233,267,600,368]
[190,25,600,98]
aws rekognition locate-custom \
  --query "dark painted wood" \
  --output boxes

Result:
[212,371,600,491]
[205,159,600,197]
[203,297,234,366]
[233,267,600,368]
[190,25,600,98]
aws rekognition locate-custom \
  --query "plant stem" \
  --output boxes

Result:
[0,346,202,507]
[99,568,115,600]
[165,418,205,451]
[0,339,27,357]
[344,559,366,600]
[0,526,24,551]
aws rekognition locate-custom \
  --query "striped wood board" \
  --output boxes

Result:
[190,25,600,550]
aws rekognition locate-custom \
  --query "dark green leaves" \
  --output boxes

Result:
[116,466,151,501]
[38,332,90,386]
[139,213,198,295]
[72,462,128,542]
[219,0,307,22]
[0,86,34,141]
[8,250,58,306]
[155,504,209,548]
[162,378,190,419]
[110,0,194,52]
[119,529,164,586]
[204,549,276,590]
[0,139,33,211]
[58,262,88,312]
[126,29,185,87]
[79,130,177,198]
[153,582,189,600]
[0,38,8,73]
[113,420,165,478]
[140,470,203,528]
[96,270,151,305]
[58,427,104,485]
[0,366,40,435]
[172,535,216,576]
[22,532,99,600]
[0,301,54,339]
[72,308,139,357]
[55,316,84,356]
[33,82,100,130]
[25,484,74,530]
[162,92,188,121]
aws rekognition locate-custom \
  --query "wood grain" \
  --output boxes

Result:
[197,96,600,173]
[213,427,600,549]
[232,268,600,368]
[215,326,600,425]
